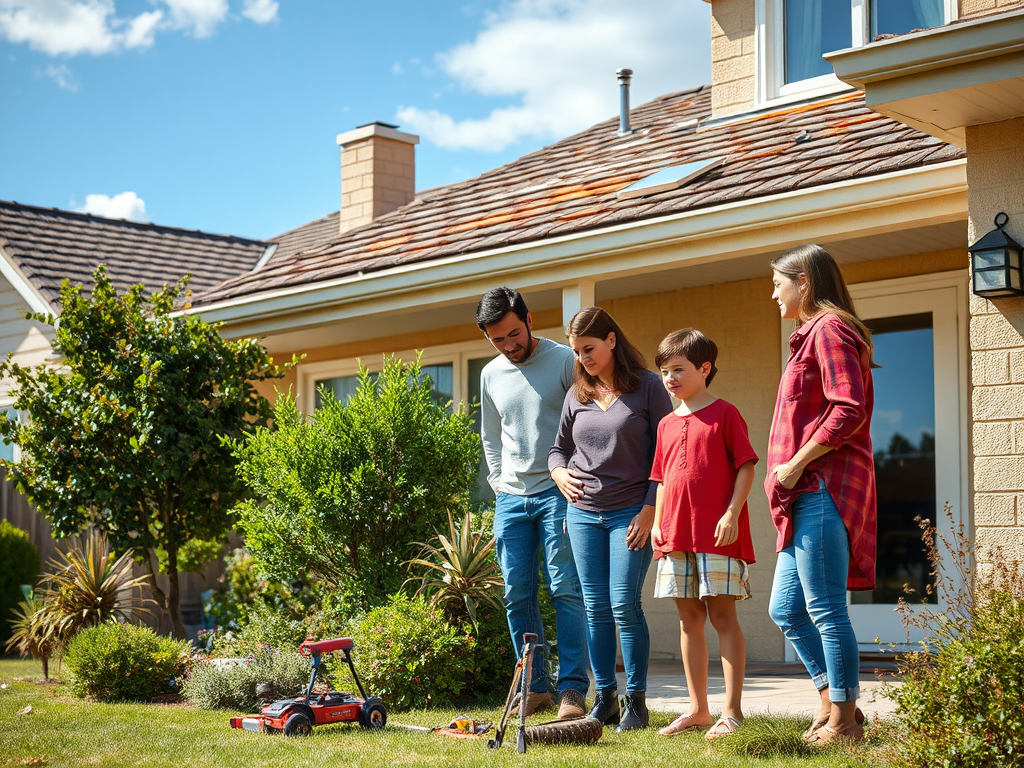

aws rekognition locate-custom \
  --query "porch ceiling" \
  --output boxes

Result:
[258,218,966,354]
[826,10,1024,148]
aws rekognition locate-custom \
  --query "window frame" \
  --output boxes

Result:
[755,0,955,106]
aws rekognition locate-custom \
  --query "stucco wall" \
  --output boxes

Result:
[710,0,757,120]
[966,117,1024,566]
[253,247,966,662]
[958,0,1024,20]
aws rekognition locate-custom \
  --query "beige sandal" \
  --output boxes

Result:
[658,713,710,736]
[808,722,864,745]
[705,716,741,739]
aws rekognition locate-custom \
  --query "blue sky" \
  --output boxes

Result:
[0,1,711,241]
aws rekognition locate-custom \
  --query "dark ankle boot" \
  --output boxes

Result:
[588,688,620,726]
[615,692,649,731]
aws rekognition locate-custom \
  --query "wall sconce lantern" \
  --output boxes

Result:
[970,212,1024,298]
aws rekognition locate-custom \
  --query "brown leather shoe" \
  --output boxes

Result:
[557,689,587,720]
[515,690,553,718]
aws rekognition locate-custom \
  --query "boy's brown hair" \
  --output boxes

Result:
[655,328,718,387]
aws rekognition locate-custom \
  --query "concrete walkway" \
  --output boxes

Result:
[633,660,899,723]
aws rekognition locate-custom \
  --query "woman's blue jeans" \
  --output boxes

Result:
[769,479,860,702]
[566,502,653,694]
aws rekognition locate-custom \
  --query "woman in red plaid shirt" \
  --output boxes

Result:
[765,244,876,745]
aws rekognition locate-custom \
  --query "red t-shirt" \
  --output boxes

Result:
[650,399,759,563]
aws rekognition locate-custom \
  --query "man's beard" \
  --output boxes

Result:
[506,327,535,364]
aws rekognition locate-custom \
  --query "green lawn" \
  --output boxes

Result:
[0,658,896,768]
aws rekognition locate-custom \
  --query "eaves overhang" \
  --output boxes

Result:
[189,160,968,339]
[826,9,1024,147]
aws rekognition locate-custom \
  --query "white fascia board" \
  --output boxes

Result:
[193,160,967,336]
[0,245,55,316]
[826,9,1024,89]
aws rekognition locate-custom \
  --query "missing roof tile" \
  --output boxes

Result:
[616,157,725,200]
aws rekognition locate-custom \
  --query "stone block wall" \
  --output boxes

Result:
[966,117,1024,565]
[959,0,1024,20]
[711,0,757,119]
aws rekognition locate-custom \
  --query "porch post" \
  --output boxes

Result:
[562,279,596,328]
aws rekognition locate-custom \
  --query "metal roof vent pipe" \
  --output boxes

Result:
[617,68,633,136]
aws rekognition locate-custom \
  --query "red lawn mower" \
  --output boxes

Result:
[229,637,386,737]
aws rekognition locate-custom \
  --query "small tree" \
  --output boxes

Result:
[0,267,288,639]
[234,356,480,611]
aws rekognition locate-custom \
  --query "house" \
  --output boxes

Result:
[0,201,276,630]
[187,0,1024,663]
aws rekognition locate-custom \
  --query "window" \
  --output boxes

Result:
[0,406,18,463]
[313,364,454,410]
[758,0,952,102]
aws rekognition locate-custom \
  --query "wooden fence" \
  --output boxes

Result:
[1,468,226,637]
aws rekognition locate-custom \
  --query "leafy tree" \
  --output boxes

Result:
[233,356,480,611]
[0,267,288,638]
[0,520,38,646]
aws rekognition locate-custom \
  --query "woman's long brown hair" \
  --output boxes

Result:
[565,307,649,403]
[771,243,876,365]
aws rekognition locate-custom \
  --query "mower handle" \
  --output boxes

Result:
[299,637,353,657]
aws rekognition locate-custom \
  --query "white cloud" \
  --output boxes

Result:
[392,61,404,75]
[161,0,227,38]
[76,192,149,222]
[397,0,711,152]
[0,0,272,56]
[240,0,277,25]
[45,63,79,90]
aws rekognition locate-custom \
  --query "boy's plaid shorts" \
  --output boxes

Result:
[653,551,751,600]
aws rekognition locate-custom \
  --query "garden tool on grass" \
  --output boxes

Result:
[488,632,540,753]
[390,716,492,739]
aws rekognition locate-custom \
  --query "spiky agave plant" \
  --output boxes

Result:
[37,529,153,643]
[405,510,504,630]
[5,592,60,680]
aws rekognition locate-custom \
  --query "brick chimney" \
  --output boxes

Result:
[336,122,419,234]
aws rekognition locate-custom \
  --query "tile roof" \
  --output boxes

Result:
[192,86,963,306]
[267,210,340,267]
[0,201,270,306]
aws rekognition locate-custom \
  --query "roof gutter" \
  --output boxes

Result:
[190,160,967,336]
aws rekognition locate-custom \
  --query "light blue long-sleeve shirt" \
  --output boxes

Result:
[480,337,575,496]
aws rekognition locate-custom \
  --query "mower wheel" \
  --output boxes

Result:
[283,712,313,737]
[359,698,387,729]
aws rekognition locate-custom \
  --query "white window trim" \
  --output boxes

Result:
[295,327,563,415]
[756,0,955,107]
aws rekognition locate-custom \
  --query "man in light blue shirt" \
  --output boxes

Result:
[477,286,589,720]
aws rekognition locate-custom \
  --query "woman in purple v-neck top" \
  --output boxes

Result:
[549,307,673,732]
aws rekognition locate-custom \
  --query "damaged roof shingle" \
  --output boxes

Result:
[188,85,963,306]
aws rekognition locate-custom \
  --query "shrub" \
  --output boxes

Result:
[405,509,504,629]
[64,622,189,702]
[4,591,59,680]
[0,520,38,646]
[884,505,1024,767]
[349,593,471,710]
[37,529,152,645]
[234,356,481,611]
[183,649,310,711]
[460,608,515,701]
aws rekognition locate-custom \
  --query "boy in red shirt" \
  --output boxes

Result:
[650,329,758,740]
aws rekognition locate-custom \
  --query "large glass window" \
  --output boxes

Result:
[871,0,944,39]
[314,363,454,410]
[784,0,852,84]
[0,407,17,463]
[467,355,497,501]
[852,313,937,605]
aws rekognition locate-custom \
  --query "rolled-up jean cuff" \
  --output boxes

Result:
[812,674,829,692]
[829,686,860,703]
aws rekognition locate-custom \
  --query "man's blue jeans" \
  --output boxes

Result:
[566,502,653,695]
[769,479,861,702]
[493,487,590,696]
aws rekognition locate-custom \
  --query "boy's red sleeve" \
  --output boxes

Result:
[649,418,666,483]
[725,403,759,469]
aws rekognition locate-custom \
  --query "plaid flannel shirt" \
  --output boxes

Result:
[765,312,877,590]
